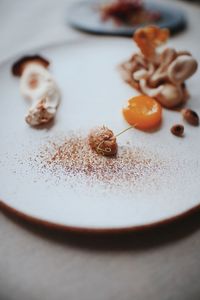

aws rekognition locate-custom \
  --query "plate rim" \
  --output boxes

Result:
[1,199,200,233]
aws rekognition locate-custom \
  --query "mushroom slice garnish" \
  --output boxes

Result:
[12,55,60,126]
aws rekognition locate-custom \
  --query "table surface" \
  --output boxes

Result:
[0,0,200,299]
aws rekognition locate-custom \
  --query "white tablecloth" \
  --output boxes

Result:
[1,1,200,299]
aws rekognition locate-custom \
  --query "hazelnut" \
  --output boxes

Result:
[182,109,199,126]
[88,126,118,156]
[170,124,184,137]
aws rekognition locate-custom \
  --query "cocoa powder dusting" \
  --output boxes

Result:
[33,133,168,193]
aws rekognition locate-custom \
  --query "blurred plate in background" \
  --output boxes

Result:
[67,0,186,36]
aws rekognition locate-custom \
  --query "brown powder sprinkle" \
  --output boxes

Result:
[33,132,169,193]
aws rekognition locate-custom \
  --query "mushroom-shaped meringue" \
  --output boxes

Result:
[140,79,183,108]
[12,55,49,77]
[12,55,60,126]
[148,48,177,87]
[167,55,198,85]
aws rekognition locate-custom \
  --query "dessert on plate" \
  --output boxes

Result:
[88,126,118,156]
[119,25,198,137]
[100,0,160,26]
[12,55,60,126]
[120,25,198,109]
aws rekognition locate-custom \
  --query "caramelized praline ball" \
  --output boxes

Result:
[88,126,118,156]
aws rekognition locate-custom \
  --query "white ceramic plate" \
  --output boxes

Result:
[0,37,200,232]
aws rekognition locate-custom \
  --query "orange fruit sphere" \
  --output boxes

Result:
[123,95,162,130]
